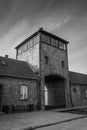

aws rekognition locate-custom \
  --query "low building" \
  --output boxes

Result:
[69,71,87,107]
[0,56,38,113]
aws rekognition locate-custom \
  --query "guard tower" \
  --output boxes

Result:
[15,28,71,110]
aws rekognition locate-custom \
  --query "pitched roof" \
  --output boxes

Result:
[69,71,87,85]
[0,56,38,80]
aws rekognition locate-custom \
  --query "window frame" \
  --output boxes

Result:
[20,85,28,100]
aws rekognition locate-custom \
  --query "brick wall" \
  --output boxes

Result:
[0,76,38,112]
[71,84,87,107]
[40,43,68,77]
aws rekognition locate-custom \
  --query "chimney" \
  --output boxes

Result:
[5,55,8,58]
[39,27,43,31]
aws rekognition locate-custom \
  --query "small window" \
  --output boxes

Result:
[23,44,27,51]
[20,86,28,99]
[63,44,66,50]
[33,35,40,45]
[41,34,46,42]
[73,88,76,93]
[55,40,59,47]
[44,56,49,64]
[51,38,55,46]
[29,39,33,48]
[28,41,30,48]
[59,41,65,50]
[61,61,65,68]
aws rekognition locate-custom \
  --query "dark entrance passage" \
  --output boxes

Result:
[0,85,2,111]
[44,75,66,110]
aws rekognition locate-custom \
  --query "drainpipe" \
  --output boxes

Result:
[5,55,8,58]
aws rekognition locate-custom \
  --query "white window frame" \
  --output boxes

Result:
[20,86,28,99]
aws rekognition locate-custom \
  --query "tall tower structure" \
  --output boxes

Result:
[15,28,71,109]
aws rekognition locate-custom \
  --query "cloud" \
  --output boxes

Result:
[42,15,73,33]
[0,19,29,56]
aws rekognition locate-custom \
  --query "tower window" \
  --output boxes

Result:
[61,61,65,68]
[73,88,76,93]
[44,56,49,64]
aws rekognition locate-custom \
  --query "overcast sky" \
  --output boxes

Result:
[0,0,87,74]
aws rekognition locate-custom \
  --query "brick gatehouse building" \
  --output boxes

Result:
[0,28,87,113]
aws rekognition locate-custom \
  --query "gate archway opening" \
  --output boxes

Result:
[44,75,66,110]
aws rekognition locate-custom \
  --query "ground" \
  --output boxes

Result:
[0,109,87,130]
[37,118,87,130]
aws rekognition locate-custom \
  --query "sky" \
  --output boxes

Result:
[0,0,87,74]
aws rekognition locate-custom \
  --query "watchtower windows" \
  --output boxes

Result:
[41,34,50,44]
[17,35,40,56]
[44,56,49,64]
[41,34,66,51]
[23,44,27,51]
[18,46,23,55]
[33,35,39,45]
[29,40,33,48]
[55,40,59,47]
[51,38,55,46]
[59,41,66,50]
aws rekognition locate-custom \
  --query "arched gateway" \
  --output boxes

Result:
[44,75,66,109]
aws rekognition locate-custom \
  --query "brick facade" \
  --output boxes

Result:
[70,84,87,107]
[0,76,38,113]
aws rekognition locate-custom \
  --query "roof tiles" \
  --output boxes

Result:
[0,56,38,80]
